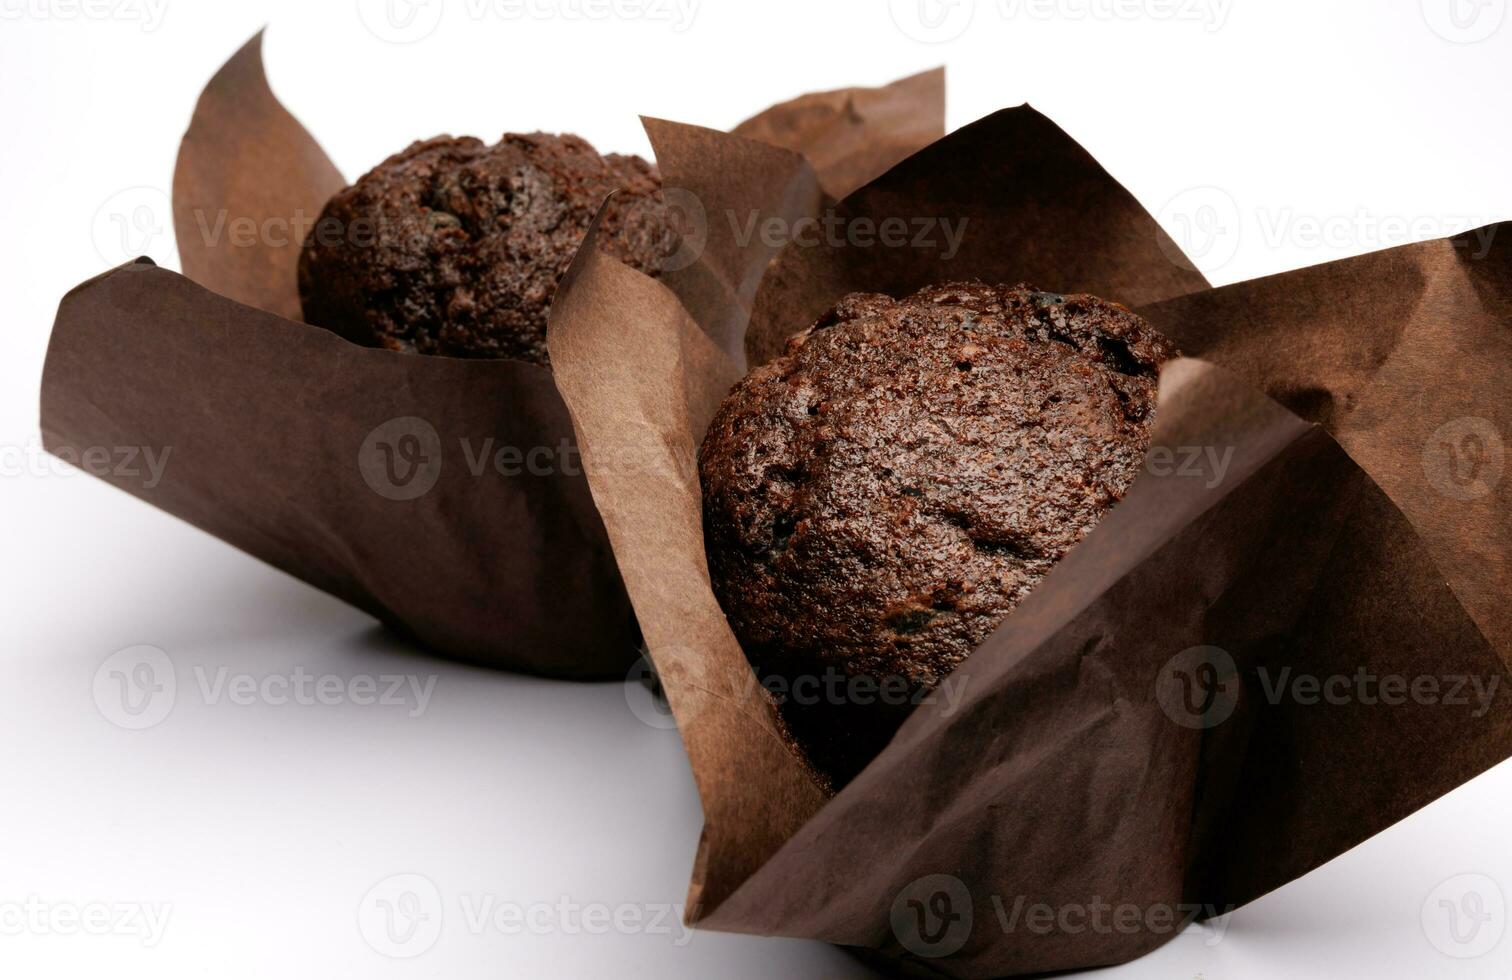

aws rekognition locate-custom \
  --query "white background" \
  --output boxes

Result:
[3,0,1512,976]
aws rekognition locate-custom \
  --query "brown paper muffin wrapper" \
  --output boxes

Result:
[37,31,944,677]
[545,106,1512,974]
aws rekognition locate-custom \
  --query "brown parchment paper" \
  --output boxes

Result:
[43,257,632,676]
[731,68,946,202]
[38,31,943,677]
[171,29,345,322]
[547,105,1512,976]
[644,69,945,365]
[1140,234,1512,661]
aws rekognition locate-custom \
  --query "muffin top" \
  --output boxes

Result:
[700,281,1178,699]
[299,132,670,364]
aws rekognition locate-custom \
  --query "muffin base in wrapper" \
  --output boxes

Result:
[38,31,944,677]
[545,106,1512,975]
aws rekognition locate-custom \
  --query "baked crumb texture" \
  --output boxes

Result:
[699,281,1179,785]
[299,132,670,364]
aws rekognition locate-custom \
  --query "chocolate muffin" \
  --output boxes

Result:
[299,132,670,363]
[699,281,1178,786]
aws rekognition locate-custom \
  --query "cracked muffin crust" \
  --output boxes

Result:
[699,281,1179,786]
[298,132,669,364]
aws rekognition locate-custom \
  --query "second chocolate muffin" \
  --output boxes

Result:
[299,132,670,364]
[699,281,1179,787]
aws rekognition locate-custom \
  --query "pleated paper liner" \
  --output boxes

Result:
[39,31,944,677]
[545,106,1512,975]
